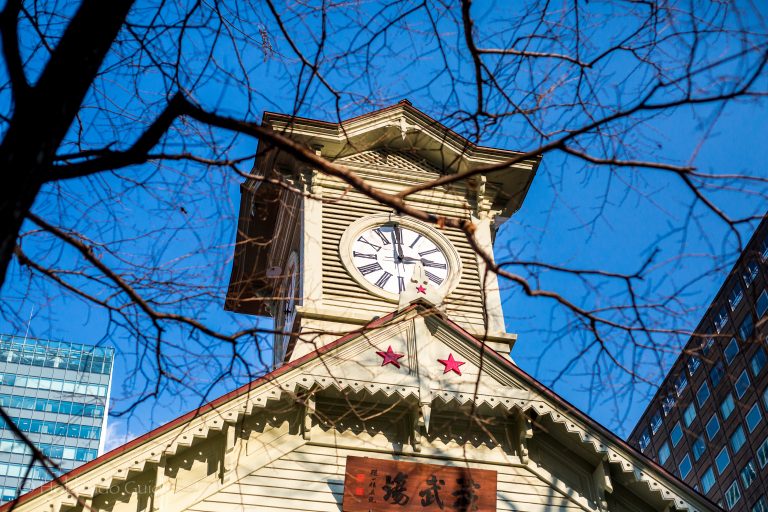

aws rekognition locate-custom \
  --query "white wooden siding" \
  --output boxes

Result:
[318,168,489,332]
[188,443,588,512]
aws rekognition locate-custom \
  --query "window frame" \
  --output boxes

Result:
[729,283,744,312]
[701,466,716,494]
[706,413,721,441]
[747,403,763,433]
[724,337,740,365]
[725,480,742,510]
[740,459,757,489]
[678,453,693,479]
[650,411,663,434]
[658,441,671,465]
[735,369,751,398]
[692,434,706,461]
[683,402,697,427]
[752,347,768,376]
[731,426,747,453]
[670,422,683,447]
[757,289,768,318]
[697,381,711,407]
[716,446,731,475]
[740,314,755,340]
[721,393,736,420]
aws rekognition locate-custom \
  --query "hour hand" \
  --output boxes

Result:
[391,229,404,260]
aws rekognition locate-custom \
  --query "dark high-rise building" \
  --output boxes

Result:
[628,216,768,512]
[0,335,113,501]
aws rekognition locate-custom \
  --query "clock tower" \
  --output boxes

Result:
[225,101,540,367]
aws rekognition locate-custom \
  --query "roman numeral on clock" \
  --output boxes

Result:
[357,236,381,252]
[358,262,382,275]
[419,248,439,257]
[374,272,392,288]
[372,228,391,245]
[422,260,446,269]
[425,270,443,285]
[353,251,377,259]
[409,234,422,249]
[398,277,405,292]
[393,225,403,245]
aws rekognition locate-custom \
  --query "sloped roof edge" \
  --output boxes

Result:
[3,300,717,511]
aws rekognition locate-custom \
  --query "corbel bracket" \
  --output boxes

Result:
[510,410,533,464]
[300,389,316,441]
[592,457,613,510]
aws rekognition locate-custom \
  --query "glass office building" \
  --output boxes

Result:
[0,334,113,501]
[628,217,768,512]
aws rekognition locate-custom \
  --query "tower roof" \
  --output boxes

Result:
[226,101,540,316]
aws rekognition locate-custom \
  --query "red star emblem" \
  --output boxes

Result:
[438,353,465,375]
[376,346,405,368]
[416,285,427,294]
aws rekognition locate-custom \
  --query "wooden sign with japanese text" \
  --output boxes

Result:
[342,456,497,511]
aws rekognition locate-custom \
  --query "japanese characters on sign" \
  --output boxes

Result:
[342,456,497,511]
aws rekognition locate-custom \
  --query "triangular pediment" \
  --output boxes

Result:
[4,303,716,512]
[260,101,540,217]
[337,149,443,177]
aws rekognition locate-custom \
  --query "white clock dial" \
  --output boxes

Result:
[350,224,449,294]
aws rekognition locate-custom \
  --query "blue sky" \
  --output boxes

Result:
[1,0,767,449]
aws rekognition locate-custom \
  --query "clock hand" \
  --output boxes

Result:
[391,228,404,261]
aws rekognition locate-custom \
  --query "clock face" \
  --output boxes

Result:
[350,224,450,294]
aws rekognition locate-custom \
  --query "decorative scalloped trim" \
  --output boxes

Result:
[33,373,700,512]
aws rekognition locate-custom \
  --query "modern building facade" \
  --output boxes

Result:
[628,217,768,512]
[0,334,113,501]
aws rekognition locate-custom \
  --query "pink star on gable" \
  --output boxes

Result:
[416,285,427,294]
[438,353,465,375]
[376,346,405,368]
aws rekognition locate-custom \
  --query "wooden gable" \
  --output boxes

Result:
[4,303,717,512]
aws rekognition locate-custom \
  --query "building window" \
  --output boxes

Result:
[659,441,671,465]
[692,434,706,460]
[764,387,768,410]
[688,355,702,375]
[735,370,751,398]
[675,373,688,396]
[758,438,768,468]
[732,426,747,453]
[741,460,757,489]
[650,412,662,434]
[639,429,651,451]
[752,348,768,376]
[725,481,742,510]
[662,395,676,416]
[670,422,683,447]
[744,260,759,287]
[714,308,728,333]
[729,284,744,311]
[683,402,697,427]
[758,290,768,318]
[716,446,731,474]
[702,336,716,355]
[747,403,763,432]
[710,361,726,387]
[706,414,721,440]
[679,454,692,479]
[724,338,739,365]
[753,496,768,512]
[701,466,716,494]
[740,315,755,340]
[721,393,736,419]
[697,381,711,406]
